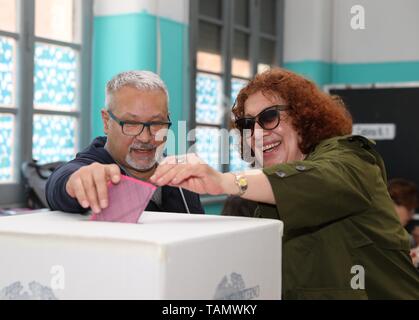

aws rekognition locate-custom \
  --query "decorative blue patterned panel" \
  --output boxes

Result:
[229,129,250,172]
[0,37,14,107]
[229,78,249,172]
[194,126,221,171]
[33,115,77,164]
[34,43,77,110]
[231,78,247,103]
[0,114,15,182]
[196,72,223,125]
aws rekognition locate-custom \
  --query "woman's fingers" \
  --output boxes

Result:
[151,163,175,181]
[159,155,178,166]
[159,153,205,166]
[151,153,223,195]
[151,164,186,185]
[171,165,204,185]
[172,174,208,194]
[161,164,224,195]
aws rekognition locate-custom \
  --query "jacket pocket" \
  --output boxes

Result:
[345,219,409,250]
[343,219,374,249]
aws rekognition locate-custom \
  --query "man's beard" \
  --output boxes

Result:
[125,142,165,172]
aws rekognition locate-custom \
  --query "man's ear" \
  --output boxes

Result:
[101,108,110,134]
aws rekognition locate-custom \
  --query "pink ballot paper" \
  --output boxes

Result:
[90,175,157,223]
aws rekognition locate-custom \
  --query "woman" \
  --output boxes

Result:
[388,178,419,267]
[150,68,419,299]
[388,178,418,232]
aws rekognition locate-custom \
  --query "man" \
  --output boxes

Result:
[46,70,204,215]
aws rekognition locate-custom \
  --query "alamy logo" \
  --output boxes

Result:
[0,281,58,300]
[50,265,65,290]
[214,272,260,300]
[350,265,365,290]
[350,5,366,30]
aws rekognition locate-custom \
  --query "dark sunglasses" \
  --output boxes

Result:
[235,105,289,136]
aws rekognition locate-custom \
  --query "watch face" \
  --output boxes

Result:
[238,178,247,187]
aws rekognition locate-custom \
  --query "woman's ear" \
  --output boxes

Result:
[101,109,110,134]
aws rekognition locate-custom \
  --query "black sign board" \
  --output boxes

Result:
[328,85,419,187]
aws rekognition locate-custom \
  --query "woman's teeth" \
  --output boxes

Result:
[263,142,280,153]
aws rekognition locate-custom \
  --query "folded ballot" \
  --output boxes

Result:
[90,175,156,223]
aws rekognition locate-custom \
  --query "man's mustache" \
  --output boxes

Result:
[130,143,156,151]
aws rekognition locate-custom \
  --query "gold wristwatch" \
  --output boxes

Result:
[232,173,248,196]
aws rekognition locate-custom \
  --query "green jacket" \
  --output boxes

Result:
[255,135,419,299]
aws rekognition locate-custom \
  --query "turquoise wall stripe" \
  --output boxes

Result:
[284,60,419,87]
[159,17,189,153]
[284,61,332,86]
[92,12,190,140]
[332,61,419,84]
[92,12,158,137]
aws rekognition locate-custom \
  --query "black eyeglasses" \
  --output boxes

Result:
[107,110,172,136]
[234,105,289,136]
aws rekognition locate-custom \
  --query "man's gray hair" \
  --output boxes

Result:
[105,70,169,109]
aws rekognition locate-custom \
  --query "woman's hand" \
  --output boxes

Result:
[150,154,275,204]
[150,154,226,195]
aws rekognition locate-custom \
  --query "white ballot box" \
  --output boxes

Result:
[0,211,283,300]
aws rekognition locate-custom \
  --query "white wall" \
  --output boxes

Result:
[283,0,333,62]
[333,0,419,63]
[93,0,189,24]
[284,0,419,64]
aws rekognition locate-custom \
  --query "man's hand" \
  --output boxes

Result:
[65,163,121,213]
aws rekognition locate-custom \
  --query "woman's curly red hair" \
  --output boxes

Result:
[232,68,353,154]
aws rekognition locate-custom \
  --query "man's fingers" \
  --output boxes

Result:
[71,178,89,209]
[81,174,101,214]
[105,164,121,184]
[66,178,76,198]
[65,163,121,213]
[93,168,109,209]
